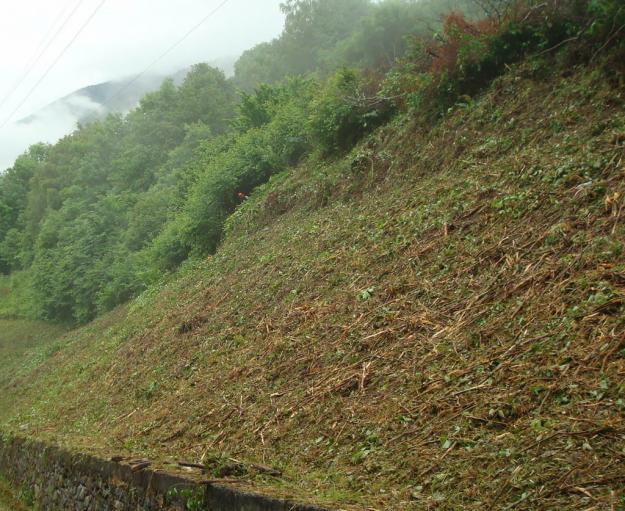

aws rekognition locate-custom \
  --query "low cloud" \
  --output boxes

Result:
[0,109,79,171]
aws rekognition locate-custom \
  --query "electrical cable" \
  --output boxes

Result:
[0,0,87,112]
[0,0,108,129]
[30,0,78,66]
[102,0,232,109]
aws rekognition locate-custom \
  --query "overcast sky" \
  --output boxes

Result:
[0,0,285,171]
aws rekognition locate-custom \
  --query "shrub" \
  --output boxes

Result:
[309,68,391,155]
[151,83,315,267]
[385,0,620,116]
[96,249,156,314]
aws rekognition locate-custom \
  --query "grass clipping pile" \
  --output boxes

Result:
[2,59,625,510]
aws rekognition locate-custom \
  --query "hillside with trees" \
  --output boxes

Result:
[1,0,624,509]
[0,0,475,324]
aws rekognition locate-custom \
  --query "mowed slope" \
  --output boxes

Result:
[0,319,67,390]
[1,60,624,510]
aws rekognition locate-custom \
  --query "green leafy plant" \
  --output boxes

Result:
[166,486,205,511]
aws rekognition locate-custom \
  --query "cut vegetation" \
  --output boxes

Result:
[0,0,624,509]
[0,479,29,511]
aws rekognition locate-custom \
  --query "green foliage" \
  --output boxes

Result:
[233,80,308,133]
[148,78,317,270]
[0,65,237,323]
[234,0,373,89]
[335,0,470,70]
[0,273,33,319]
[234,0,475,89]
[233,41,287,92]
[382,0,625,116]
[0,145,47,273]
[279,0,372,72]
[176,64,236,133]
[586,0,625,42]
[16,485,34,508]
[166,486,205,511]
[310,68,390,155]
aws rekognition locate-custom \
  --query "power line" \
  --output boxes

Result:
[0,0,82,111]
[0,0,108,129]
[103,0,232,109]
[30,0,78,66]
[0,0,87,112]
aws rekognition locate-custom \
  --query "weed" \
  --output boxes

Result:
[166,486,205,511]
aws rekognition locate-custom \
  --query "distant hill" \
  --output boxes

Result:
[17,72,182,126]
[17,57,236,127]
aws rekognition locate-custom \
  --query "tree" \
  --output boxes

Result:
[176,64,236,133]
[0,145,48,273]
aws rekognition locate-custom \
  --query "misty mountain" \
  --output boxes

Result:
[17,57,236,127]
[16,70,186,127]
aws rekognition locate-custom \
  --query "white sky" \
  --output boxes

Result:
[0,0,285,170]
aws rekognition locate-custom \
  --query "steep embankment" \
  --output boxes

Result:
[1,59,624,510]
[0,319,67,391]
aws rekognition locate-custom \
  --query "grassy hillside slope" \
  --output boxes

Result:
[1,58,624,510]
[0,319,67,390]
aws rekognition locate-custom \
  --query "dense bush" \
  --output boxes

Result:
[151,80,316,269]
[310,68,391,155]
[0,65,238,322]
[381,0,625,115]
[234,0,476,90]
[234,0,373,90]
[334,0,473,71]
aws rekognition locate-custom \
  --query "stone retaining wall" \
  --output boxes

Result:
[0,434,328,511]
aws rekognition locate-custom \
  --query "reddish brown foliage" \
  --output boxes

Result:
[429,12,499,76]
